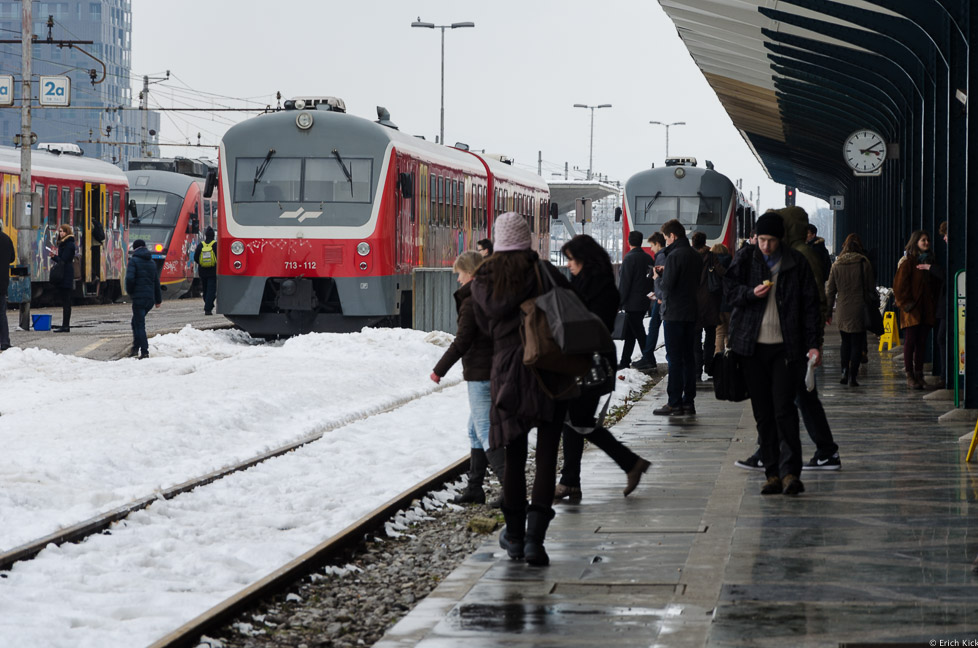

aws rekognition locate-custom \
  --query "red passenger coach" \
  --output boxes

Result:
[217,97,551,336]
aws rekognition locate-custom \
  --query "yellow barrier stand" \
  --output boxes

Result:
[879,311,901,351]
[967,419,978,463]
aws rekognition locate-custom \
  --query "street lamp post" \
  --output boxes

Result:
[573,103,612,180]
[649,120,686,158]
[412,17,475,145]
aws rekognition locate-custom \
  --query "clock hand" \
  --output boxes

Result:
[860,144,883,155]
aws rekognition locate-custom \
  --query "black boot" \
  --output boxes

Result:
[485,447,506,508]
[499,503,526,560]
[848,362,860,387]
[524,505,556,566]
[839,368,849,385]
[453,449,487,504]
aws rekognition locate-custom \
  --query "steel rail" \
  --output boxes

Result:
[147,455,469,648]
[0,380,463,570]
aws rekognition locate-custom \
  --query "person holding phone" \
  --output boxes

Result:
[50,224,75,332]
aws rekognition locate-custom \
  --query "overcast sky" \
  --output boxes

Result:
[131,0,826,216]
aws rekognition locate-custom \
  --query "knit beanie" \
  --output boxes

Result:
[755,213,785,239]
[132,239,146,249]
[493,212,531,252]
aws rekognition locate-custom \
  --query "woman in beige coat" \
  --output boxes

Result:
[826,233,876,386]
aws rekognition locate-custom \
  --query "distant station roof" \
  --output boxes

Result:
[548,180,621,213]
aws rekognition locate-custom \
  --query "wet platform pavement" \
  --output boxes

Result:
[376,336,978,648]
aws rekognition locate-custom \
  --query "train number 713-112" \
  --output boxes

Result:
[284,261,318,270]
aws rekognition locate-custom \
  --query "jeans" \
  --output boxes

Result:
[619,310,648,366]
[0,292,9,348]
[466,380,491,450]
[131,301,153,353]
[201,275,217,313]
[694,325,717,376]
[742,343,804,479]
[663,320,698,407]
[641,301,662,364]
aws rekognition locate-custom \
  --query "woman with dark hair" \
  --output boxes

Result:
[554,235,650,502]
[470,212,571,567]
[50,223,75,332]
[892,230,941,389]
[826,233,876,386]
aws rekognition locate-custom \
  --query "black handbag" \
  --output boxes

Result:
[713,350,749,402]
[49,261,64,285]
[865,304,884,336]
[611,312,627,340]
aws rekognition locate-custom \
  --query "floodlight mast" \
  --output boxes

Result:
[574,104,612,180]
[411,18,475,145]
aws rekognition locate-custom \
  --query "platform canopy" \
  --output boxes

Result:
[547,180,621,213]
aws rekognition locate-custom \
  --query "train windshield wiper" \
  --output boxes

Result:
[332,148,354,193]
[643,191,662,218]
[251,149,276,196]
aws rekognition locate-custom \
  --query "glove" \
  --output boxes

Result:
[429,372,441,384]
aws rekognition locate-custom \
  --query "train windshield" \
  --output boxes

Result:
[128,189,184,249]
[634,195,722,227]
[233,157,372,204]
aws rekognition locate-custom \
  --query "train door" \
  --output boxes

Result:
[84,183,105,285]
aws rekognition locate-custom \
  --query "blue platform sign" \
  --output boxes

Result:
[38,75,70,107]
[0,75,12,106]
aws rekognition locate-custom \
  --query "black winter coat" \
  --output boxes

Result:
[807,236,831,281]
[432,281,492,381]
[52,236,76,290]
[193,240,218,278]
[470,250,570,449]
[696,248,721,327]
[618,247,653,312]
[0,230,14,295]
[659,237,702,322]
[724,244,819,361]
[126,247,163,306]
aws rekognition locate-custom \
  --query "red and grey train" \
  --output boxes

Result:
[216,97,551,336]
[622,157,755,253]
[125,157,218,299]
[0,144,129,301]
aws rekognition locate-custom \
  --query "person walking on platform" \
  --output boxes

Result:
[653,219,702,416]
[0,228,14,350]
[193,227,218,315]
[892,230,941,390]
[636,232,666,372]
[725,212,820,495]
[470,212,569,567]
[50,223,75,333]
[431,251,504,506]
[617,230,653,369]
[554,235,651,502]
[806,223,831,283]
[827,233,876,387]
[125,239,162,359]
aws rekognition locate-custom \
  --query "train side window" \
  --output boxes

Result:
[61,187,69,227]
[112,191,120,230]
[34,184,44,225]
[48,185,58,226]
[73,189,82,226]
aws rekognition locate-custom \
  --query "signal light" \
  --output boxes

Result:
[785,186,796,207]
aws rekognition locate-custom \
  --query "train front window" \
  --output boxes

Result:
[127,189,182,251]
[679,196,722,226]
[234,157,301,202]
[634,195,677,226]
[304,158,371,203]
[634,195,722,227]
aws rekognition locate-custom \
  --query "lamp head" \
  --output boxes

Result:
[451,21,475,28]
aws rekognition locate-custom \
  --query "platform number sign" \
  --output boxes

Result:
[829,195,844,211]
[0,75,12,106]
[38,76,70,107]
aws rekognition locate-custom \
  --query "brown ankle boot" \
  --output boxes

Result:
[906,371,917,389]
[913,372,927,389]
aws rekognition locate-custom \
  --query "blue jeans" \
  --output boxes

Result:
[131,301,153,353]
[467,380,491,450]
[663,320,698,407]
[641,301,661,364]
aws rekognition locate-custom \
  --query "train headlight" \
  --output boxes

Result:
[230,240,245,255]
[296,112,314,130]
[154,243,163,252]
[356,242,370,256]
[674,167,686,179]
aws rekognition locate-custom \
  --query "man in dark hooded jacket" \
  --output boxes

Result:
[0,229,14,350]
[193,227,218,315]
[806,224,831,282]
[125,239,162,359]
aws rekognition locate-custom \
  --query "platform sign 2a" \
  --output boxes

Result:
[38,76,70,107]
[0,75,12,106]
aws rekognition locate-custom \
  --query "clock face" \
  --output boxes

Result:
[844,130,886,173]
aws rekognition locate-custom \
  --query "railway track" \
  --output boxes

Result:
[0,378,463,571]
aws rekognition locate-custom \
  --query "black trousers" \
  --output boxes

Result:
[559,391,639,487]
[694,325,717,376]
[839,330,867,370]
[796,382,838,459]
[59,287,72,328]
[935,317,947,381]
[619,310,647,366]
[503,403,567,509]
[742,343,804,479]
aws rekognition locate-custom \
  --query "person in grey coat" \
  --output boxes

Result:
[827,233,876,386]
[125,239,162,359]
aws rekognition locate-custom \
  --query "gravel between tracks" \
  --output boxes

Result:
[196,373,660,648]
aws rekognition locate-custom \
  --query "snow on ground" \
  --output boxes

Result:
[0,326,653,647]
